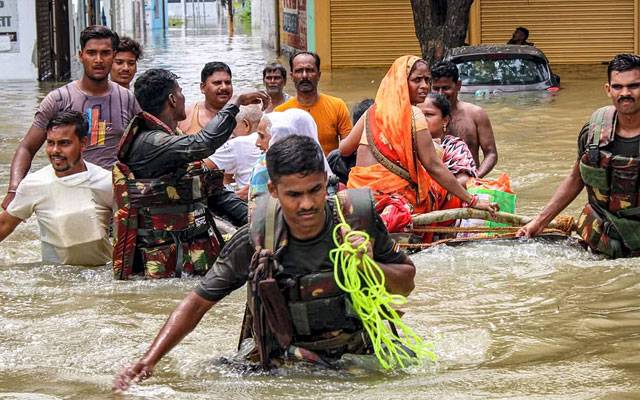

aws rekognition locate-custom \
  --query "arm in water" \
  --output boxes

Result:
[113,292,216,392]
[341,227,416,297]
[2,126,46,209]
[0,211,22,241]
[517,161,584,238]
[475,107,498,178]
[414,128,498,215]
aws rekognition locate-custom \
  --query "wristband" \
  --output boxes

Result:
[7,189,16,194]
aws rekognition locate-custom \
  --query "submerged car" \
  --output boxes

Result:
[443,44,560,93]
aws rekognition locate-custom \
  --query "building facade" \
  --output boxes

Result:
[282,0,640,69]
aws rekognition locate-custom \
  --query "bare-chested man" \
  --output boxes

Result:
[178,62,233,134]
[430,61,498,178]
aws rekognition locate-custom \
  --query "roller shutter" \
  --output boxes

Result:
[480,0,636,64]
[330,0,422,68]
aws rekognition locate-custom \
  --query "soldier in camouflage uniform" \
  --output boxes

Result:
[518,54,640,258]
[113,135,416,390]
[113,68,269,279]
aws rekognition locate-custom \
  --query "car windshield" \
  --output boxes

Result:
[456,56,549,85]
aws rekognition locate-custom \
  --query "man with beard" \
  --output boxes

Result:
[2,25,140,210]
[0,111,113,266]
[430,61,498,178]
[518,54,640,259]
[111,36,143,89]
[179,62,234,134]
[112,68,269,279]
[275,52,352,155]
[262,63,290,112]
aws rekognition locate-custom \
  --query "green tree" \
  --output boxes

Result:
[410,0,474,66]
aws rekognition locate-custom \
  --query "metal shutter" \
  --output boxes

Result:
[480,0,636,64]
[330,0,422,68]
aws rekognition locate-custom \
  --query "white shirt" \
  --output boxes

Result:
[7,162,113,266]
[208,132,262,186]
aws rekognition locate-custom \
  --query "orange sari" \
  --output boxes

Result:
[347,55,459,214]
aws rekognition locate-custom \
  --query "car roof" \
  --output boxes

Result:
[444,44,549,62]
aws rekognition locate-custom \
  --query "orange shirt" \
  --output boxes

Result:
[275,93,352,155]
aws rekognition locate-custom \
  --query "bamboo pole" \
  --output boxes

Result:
[411,208,575,232]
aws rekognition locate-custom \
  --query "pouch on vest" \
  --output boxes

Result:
[579,159,611,205]
[576,203,623,258]
[289,296,358,336]
[609,156,640,212]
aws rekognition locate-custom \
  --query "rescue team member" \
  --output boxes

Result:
[2,25,140,210]
[112,68,269,279]
[275,52,352,155]
[518,54,640,258]
[110,36,143,89]
[0,111,113,266]
[113,135,416,390]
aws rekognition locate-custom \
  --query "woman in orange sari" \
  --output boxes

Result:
[345,55,497,225]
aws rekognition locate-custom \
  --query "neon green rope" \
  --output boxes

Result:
[329,195,437,369]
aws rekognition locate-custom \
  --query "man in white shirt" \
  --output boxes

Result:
[0,111,113,266]
[204,105,264,200]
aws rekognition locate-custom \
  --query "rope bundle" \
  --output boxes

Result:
[329,196,436,369]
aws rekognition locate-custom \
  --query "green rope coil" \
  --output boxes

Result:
[329,195,437,369]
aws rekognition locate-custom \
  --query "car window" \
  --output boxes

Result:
[457,57,549,85]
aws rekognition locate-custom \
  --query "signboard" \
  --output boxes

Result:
[281,0,306,52]
[0,0,18,53]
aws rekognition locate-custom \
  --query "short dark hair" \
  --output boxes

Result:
[515,26,529,39]
[116,36,143,60]
[46,111,89,139]
[607,54,640,82]
[80,25,119,50]
[426,93,451,118]
[134,69,179,116]
[266,135,325,183]
[201,62,232,83]
[431,60,459,82]
[289,51,321,72]
[263,63,287,80]
[352,98,374,125]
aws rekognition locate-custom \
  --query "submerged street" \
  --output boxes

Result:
[1,24,639,399]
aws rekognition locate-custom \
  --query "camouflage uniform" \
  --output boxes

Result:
[576,106,640,258]
[113,112,223,279]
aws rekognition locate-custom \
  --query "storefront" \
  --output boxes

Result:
[285,0,640,69]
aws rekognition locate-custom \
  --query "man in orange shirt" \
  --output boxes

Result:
[275,52,352,155]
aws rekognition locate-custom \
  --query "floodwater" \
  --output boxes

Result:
[1,24,640,400]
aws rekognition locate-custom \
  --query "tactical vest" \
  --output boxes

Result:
[240,188,376,366]
[112,112,223,279]
[576,106,640,258]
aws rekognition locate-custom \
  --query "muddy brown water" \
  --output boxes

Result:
[1,27,639,399]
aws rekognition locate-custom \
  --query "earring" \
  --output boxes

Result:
[443,124,448,134]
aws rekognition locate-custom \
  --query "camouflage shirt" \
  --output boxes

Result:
[195,202,407,302]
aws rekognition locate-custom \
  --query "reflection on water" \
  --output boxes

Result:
[1,27,639,399]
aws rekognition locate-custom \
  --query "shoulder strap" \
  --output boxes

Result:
[335,188,375,233]
[264,196,278,252]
